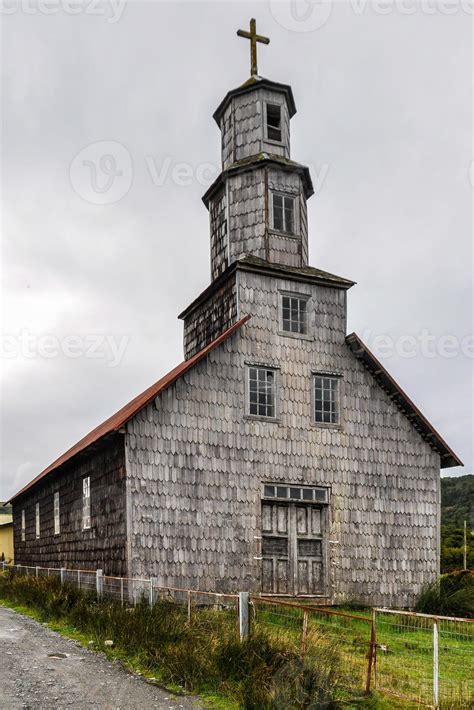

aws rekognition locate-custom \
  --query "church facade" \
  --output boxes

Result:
[10,36,462,606]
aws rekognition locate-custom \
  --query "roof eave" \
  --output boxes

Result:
[345,332,463,469]
[202,156,313,208]
[213,77,297,126]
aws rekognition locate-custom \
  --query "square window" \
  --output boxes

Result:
[272,193,295,235]
[266,103,282,142]
[302,488,314,501]
[281,295,308,335]
[264,485,276,498]
[248,367,277,419]
[276,486,288,499]
[314,376,340,425]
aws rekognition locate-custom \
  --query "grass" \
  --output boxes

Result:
[251,599,473,708]
[1,570,472,709]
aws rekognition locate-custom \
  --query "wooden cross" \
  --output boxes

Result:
[237,18,270,77]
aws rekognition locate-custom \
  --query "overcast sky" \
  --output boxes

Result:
[0,1,472,501]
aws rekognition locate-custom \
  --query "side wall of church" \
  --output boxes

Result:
[125,271,440,607]
[183,273,238,359]
[13,436,128,576]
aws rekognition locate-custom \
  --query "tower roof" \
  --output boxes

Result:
[213,76,297,126]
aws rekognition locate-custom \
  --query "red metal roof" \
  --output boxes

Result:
[9,316,250,503]
[346,332,463,469]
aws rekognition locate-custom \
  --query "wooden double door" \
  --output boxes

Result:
[261,501,325,596]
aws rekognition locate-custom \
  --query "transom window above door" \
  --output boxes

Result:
[281,294,308,335]
[248,366,277,419]
[263,484,329,504]
[272,193,296,235]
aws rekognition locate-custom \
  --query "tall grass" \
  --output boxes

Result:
[0,571,343,709]
[414,571,474,618]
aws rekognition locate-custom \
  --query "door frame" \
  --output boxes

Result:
[260,483,330,597]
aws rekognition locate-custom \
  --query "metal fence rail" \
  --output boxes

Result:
[252,597,375,694]
[374,608,474,708]
[2,563,473,707]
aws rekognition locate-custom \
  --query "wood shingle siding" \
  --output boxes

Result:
[125,269,442,607]
[13,436,127,576]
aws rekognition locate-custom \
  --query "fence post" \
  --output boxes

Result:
[60,568,65,585]
[120,577,124,607]
[187,591,192,625]
[239,592,250,641]
[35,565,39,578]
[96,569,103,599]
[150,578,156,607]
[77,570,81,590]
[433,619,439,709]
[366,609,377,694]
[301,610,309,657]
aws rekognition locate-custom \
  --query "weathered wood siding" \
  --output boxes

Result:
[12,436,127,576]
[183,273,238,359]
[209,186,228,281]
[125,271,440,607]
[219,87,290,170]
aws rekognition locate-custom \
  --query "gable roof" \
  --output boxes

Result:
[9,316,250,503]
[346,332,463,469]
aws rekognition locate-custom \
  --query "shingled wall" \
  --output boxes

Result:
[13,436,127,576]
[125,271,440,607]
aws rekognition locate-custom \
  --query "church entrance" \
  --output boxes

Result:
[261,485,328,596]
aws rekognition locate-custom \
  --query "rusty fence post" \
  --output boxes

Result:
[365,609,377,694]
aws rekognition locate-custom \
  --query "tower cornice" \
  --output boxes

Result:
[202,153,313,208]
[213,76,297,126]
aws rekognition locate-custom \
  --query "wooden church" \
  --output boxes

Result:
[10,21,462,606]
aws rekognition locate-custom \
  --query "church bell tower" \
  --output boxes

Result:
[202,19,314,281]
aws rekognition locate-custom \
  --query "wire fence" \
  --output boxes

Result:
[2,563,473,707]
[252,597,375,695]
[374,608,474,708]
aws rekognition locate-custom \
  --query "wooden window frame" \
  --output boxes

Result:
[245,364,280,422]
[271,192,298,237]
[312,373,343,428]
[279,291,311,338]
[264,102,283,144]
[82,476,91,531]
[35,502,40,540]
[53,491,60,536]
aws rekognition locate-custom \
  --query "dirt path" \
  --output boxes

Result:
[0,606,205,710]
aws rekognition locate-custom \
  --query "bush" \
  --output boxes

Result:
[415,571,474,618]
[0,571,344,708]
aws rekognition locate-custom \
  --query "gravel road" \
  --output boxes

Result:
[0,606,205,710]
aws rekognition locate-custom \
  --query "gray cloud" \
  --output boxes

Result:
[1,1,472,499]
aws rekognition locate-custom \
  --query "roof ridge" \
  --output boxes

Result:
[9,316,250,502]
